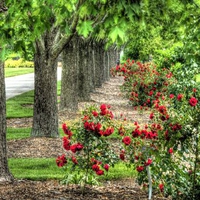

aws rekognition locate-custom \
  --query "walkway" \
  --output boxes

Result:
[5,67,62,100]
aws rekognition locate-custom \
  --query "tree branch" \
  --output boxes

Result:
[51,12,79,60]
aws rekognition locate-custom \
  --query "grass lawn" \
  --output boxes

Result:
[5,68,34,78]
[8,158,136,181]
[7,128,31,140]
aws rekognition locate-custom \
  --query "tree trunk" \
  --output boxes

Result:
[60,38,78,111]
[87,40,95,92]
[77,38,91,101]
[94,41,102,87]
[31,38,59,137]
[0,57,13,183]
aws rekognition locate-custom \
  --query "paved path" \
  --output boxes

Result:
[5,67,62,100]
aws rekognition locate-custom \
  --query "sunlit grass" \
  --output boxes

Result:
[5,68,34,77]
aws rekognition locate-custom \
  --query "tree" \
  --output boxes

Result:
[0,2,13,183]
[0,56,13,183]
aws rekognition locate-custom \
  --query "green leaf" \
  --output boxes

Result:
[77,20,93,38]
[109,26,125,42]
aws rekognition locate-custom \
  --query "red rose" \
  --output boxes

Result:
[149,112,154,119]
[102,127,114,137]
[145,158,152,166]
[122,136,132,145]
[189,97,198,106]
[100,104,107,111]
[92,164,100,172]
[56,154,67,167]
[71,156,78,164]
[70,144,77,153]
[76,143,84,151]
[159,183,164,192]
[136,166,144,172]
[169,94,174,99]
[177,94,183,101]
[104,164,110,171]
[120,153,125,160]
[92,111,98,117]
[168,148,173,154]
[96,170,104,176]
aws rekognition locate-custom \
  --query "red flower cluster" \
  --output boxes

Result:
[70,142,84,153]
[63,136,83,153]
[100,127,114,137]
[84,121,102,133]
[63,136,70,150]
[100,104,114,119]
[56,154,67,167]
[132,128,158,139]
[91,159,109,175]
[170,123,182,131]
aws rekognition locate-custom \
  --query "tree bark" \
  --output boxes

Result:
[0,56,13,183]
[93,41,102,87]
[60,37,78,111]
[31,35,59,137]
[77,38,91,101]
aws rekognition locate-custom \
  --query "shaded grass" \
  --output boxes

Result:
[8,158,136,181]
[6,90,34,118]
[7,128,31,140]
[7,127,63,140]
[5,68,34,78]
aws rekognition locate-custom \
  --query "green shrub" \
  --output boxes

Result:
[5,58,34,68]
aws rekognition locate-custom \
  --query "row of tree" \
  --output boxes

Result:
[1,0,196,184]
[0,0,134,183]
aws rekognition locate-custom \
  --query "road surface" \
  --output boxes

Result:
[5,67,62,100]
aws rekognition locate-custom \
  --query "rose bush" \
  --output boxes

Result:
[56,104,118,187]
[114,59,200,199]
[111,59,174,108]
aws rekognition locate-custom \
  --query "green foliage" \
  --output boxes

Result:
[5,58,34,68]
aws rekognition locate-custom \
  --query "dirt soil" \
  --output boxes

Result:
[1,76,170,200]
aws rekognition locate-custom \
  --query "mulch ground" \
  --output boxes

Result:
[1,76,170,200]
